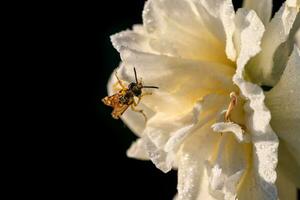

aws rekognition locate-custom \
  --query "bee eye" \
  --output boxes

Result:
[129,82,136,89]
[133,87,142,96]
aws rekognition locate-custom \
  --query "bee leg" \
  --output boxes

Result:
[112,82,122,91]
[131,104,147,122]
[142,92,152,97]
[137,92,152,104]
[114,71,126,90]
[137,97,142,105]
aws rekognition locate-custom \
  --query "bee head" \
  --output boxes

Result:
[128,82,142,97]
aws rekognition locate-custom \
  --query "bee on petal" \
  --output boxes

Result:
[102,68,158,121]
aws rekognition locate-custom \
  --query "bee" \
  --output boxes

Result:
[102,68,159,121]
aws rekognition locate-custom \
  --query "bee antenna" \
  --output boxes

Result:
[133,67,138,83]
[143,86,159,89]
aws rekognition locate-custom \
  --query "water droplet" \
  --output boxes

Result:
[146,19,153,24]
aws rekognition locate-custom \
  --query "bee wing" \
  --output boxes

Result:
[102,93,120,107]
[111,104,130,119]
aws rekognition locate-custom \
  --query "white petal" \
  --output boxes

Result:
[246,1,299,85]
[106,67,119,96]
[143,0,204,35]
[110,28,153,53]
[173,194,178,200]
[233,9,265,68]
[212,122,249,142]
[143,134,174,172]
[177,125,219,200]
[127,138,149,160]
[206,134,249,200]
[142,94,228,173]
[296,28,300,47]
[265,46,300,166]
[277,140,300,188]
[276,167,298,200]
[142,114,195,172]
[142,0,234,64]
[233,9,279,199]
[223,170,244,200]
[118,48,235,115]
[120,105,150,137]
[270,14,300,85]
[237,162,274,200]
[192,0,237,60]
[243,0,272,25]
[142,104,199,172]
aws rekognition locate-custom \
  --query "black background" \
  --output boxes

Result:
[29,0,299,199]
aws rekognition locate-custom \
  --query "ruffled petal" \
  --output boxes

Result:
[206,134,248,200]
[127,138,149,160]
[192,0,237,61]
[143,0,205,35]
[243,0,272,25]
[141,0,235,64]
[143,114,195,172]
[142,0,223,61]
[141,94,228,173]
[177,125,219,200]
[110,27,154,54]
[265,46,300,166]
[212,122,249,142]
[233,9,265,68]
[246,1,299,85]
[233,9,279,199]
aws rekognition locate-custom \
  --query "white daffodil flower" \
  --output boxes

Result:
[106,0,299,199]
